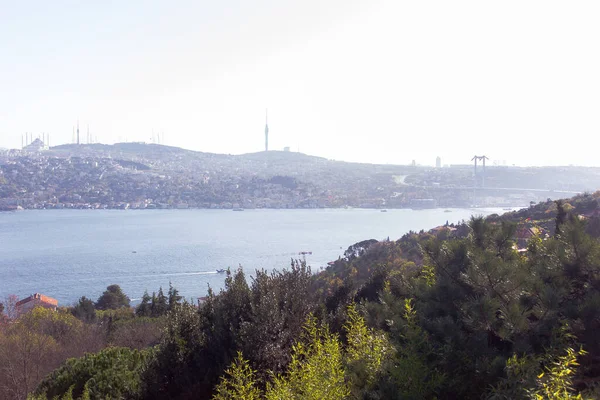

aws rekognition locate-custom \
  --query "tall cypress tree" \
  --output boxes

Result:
[136,290,152,317]
[167,282,182,311]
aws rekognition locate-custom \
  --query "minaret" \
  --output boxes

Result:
[77,121,80,145]
[264,109,269,152]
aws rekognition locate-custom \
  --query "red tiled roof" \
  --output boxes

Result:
[16,293,58,307]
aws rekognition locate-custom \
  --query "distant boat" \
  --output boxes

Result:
[444,209,452,213]
[216,269,226,273]
[380,209,388,212]
[232,208,244,211]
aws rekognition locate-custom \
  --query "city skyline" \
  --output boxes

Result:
[7,135,560,169]
[1,1,599,167]
[4,123,595,168]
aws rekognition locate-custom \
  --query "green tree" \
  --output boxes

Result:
[142,302,204,399]
[148,288,168,317]
[528,347,587,400]
[71,297,96,323]
[240,262,315,380]
[343,304,394,398]
[95,284,130,310]
[265,314,349,400]
[144,265,315,399]
[35,347,151,400]
[490,325,590,399]
[167,282,182,311]
[136,291,152,317]
[215,317,348,400]
[213,309,393,400]
[213,352,262,400]
[28,386,87,400]
[555,200,568,237]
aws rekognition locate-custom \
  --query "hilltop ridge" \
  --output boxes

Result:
[2,142,600,210]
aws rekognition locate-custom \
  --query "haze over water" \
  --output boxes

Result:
[0,208,505,305]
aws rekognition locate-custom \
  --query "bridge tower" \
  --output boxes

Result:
[471,155,489,188]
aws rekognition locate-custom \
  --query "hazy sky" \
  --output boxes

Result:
[1,1,599,166]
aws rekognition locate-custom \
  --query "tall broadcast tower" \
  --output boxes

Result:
[265,109,269,152]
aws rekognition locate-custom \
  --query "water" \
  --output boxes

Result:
[0,208,505,306]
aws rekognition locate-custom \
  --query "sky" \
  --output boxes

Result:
[1,1,599,166]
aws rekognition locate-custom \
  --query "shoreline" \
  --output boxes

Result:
[0,205,527,212]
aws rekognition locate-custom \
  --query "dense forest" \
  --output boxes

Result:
[2,192,600,399]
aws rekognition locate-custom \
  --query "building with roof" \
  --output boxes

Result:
[23,138,49,152]
[15,293,58,316]
[515,225,543,249]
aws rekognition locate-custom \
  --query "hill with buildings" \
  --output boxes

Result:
[1,142,600,210]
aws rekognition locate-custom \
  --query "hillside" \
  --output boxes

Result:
[2,143,600,210]
[307,191,600,398]
[317,191,600,293]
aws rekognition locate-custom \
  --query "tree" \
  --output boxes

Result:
[240,262,315,381]
[153,287,168,317]
[142,302,204,398]
[95,285,130,310]
[71,297,96,323]
[265,315,349,400]
[215,315,349,400]
[344,239,378,260]
[108,317,164,350]
[34,347,151,400]
[0,328,58,399]
[528,347,587,400]
[167,282,182,311]
[490,325,591,399]
[344,305,393,389]
[136,291,152,317]
[2,294,20,320]
[213,352,262,400]
[0,302,5,326]
[213,310,392,400]
[555,199,568,237]
[143,267,253,398]
[0,307,88,400]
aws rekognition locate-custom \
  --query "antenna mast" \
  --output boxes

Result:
[264,108,269,152]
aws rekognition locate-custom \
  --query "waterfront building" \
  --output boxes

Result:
[15,293,58,316]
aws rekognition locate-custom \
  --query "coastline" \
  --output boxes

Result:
[1,205,527,212]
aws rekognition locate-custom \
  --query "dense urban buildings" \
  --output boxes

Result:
[1,142,598,211]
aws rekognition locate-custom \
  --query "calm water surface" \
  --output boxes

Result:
[0,208,506,305]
